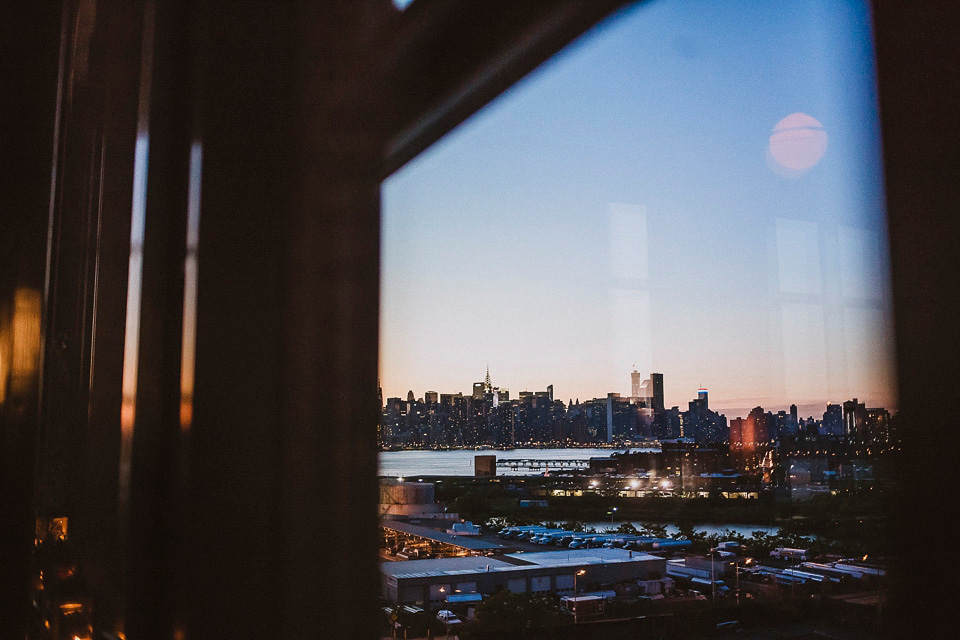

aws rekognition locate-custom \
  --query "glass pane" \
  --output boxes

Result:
[379,1,895,635]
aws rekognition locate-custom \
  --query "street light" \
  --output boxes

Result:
[574,570,586,624]
[610,506,618,523]
[710,549,716,602]
[735,559,740,608]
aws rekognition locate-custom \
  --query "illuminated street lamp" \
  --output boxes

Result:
[574,569,587,624]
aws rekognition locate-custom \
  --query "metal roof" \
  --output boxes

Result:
[503,548,661,567]
[381,556,515,578]
[381,548,663,580]
[381,521,504,550]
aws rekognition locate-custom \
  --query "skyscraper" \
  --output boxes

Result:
[651,373,664,413]
[631,371,664,414]
[729,417,744,449]
[823,403,843,436]
[843,398,866,438]
[744,406,768,450]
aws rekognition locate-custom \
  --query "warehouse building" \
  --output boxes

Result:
[381,548,665,608]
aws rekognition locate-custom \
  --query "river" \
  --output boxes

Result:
[379,448,782,537]
[379,447,648,477]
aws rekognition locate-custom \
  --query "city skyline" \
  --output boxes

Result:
[381,365,891,422]
[380,0,896,414]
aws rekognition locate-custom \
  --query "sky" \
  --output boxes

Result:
[380,0,895,419]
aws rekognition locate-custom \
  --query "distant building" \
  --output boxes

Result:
[729,417,744,449]
[843,398,867,438]
[630,371,664,414]
[474,455,496,477]
[864,407,891,444]
[823,403,843,436]
[379,480,442,518]
[744,406,768,450]
[650,373,664,413]
[439,393,460,406]
[682,388,727,444]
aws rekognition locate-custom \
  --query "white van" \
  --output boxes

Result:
[437,610,462,625]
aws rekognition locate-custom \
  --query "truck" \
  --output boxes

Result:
[536,530,576,545]
[770,547,810,561]
[689,577,730,596]
[560,595,605,618]
[557,533,591,547]
[523,528,565,542]
[651,539,692,550]
[448,521,481,536]
[498,525,549,539]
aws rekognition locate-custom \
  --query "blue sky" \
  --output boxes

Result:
[380,0,895,418]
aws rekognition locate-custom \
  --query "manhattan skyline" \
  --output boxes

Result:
[380,0,895,414]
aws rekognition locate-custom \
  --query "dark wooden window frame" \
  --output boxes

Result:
[3,1,958,638]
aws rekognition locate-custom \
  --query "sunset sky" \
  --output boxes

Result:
[380,0,895,419]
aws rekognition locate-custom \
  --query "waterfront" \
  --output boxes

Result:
[379,448,780,538]
[379,447,655,477]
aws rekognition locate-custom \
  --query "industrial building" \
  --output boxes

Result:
[381,548,666,608]
[380,480,448,518]
[381,521,505,558]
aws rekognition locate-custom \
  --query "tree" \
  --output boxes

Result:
[453,492,491,522]
[719,528,747,545]
[461,591,566,640]
[615,521,638,534]
[673,522,708,550]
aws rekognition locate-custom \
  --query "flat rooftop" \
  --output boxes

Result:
[381,548,662,580]
[381,521,505,551]
[504,548,661,567]
[381,556,516,579]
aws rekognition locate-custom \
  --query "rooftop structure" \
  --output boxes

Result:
[381,521,504,553]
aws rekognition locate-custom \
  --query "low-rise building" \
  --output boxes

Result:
[381,548,665,609]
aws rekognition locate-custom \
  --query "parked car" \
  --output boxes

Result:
[436,610,462,625]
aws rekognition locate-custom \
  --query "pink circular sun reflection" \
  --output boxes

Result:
[768,113,827,174]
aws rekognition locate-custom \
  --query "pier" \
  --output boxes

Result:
[494,458,590,471]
